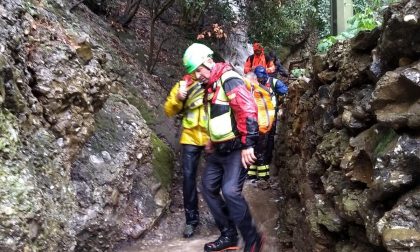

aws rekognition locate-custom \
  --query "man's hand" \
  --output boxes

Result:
[176,90,187,101]
[241,147,256,168]
[205,140,214,154]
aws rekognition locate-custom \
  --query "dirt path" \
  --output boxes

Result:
[117,178,284,252]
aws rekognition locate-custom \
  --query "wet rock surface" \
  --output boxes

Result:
[371,61,420,129]
[1,0,176,250]
[116,179,286,252]
[71,95,171,250]
[276,1,420,251]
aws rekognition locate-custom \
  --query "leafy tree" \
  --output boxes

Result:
[178,0,235,32]
[353,0,398,13]
[242,0,330,49]
[178,0,211,29]
[317,0,400,53]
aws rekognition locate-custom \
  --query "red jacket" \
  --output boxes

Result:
[207,63,259,148]
[244,48,275,74]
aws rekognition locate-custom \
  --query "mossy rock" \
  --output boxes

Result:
[151,133,173,189]
[0,108,20,158]
[373,128,398,158]
[123,85,157,126]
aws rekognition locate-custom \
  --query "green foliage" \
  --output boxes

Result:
[291,68,307,78]
[0,108,20,159]
[244,0,331,48]
[178,0,235,29]
[151,133,173,189]
[178,0,209,28]
[374,128,397,157]
[317,0,400,53]
[353,0,398,13]
[317,36,337,54]
[245,0,309,47]
[317,8,380,53]
[208,0,235,25]
[125,87,156,126]
[314,0,332,38]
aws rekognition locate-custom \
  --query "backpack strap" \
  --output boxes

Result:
[249,54,254,64]
[264,53,270,63]
[249,54,270,67]
[268,77,276,90]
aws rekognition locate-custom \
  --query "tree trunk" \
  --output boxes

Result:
[147,19,156,72]
[118,0,142,27]
[146,0,175,73]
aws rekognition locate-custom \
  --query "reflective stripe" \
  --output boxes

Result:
[182,82,207,129]
[207,70,243,142]
[257,165,269,177]
[248,170,257,176]
[245,78,276,134]
[257,165,269,171]
[257,172,269,177]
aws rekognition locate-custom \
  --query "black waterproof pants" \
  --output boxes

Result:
[254,123,276,166]
[182,144,204,226]
[202,149,258,242]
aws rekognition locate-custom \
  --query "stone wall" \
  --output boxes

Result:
[276,0,420,251]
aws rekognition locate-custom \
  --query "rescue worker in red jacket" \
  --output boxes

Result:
[183,43,264,252]
[244,42,275,75]
[164,74,209,238]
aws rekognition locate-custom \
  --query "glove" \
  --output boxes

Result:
[275,79,288,95]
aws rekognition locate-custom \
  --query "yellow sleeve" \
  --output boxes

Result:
[164,82,184,117]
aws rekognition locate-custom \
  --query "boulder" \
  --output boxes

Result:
[340,125,397,185]
[372,0,420,78]
[377,187,420,251]
[71,95,172,250]
[371,61,420,129]
[351,28,381,52]
[316,130,350,167]
[368,134,420,202]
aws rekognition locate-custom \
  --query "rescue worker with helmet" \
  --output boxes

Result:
[244,42,275,75]
[164,74,209,238]
[247,65,288,181]
[183,43,264,252]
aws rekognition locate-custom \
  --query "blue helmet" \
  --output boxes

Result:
[254,65,268,79]
[254,65,268,84]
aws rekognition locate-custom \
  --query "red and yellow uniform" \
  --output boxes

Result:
[204,63,259,149]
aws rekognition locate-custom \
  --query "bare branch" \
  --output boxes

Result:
[153,0,175,21]
[150,37,170,73]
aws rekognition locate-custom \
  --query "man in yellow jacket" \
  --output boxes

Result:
[164,74,209,238]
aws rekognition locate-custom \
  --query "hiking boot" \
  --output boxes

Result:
[259,175,269,181]
[246,175,258,183]
[244,233,265,252]
[204,235,239,251]
[183,224,197,238]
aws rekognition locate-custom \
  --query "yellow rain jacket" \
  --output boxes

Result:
[164,79,209,146]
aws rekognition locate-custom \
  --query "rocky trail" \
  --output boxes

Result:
[117,177,287,252]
